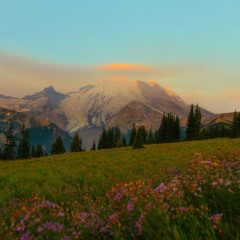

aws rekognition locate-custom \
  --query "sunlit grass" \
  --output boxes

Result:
[0,138,240,209]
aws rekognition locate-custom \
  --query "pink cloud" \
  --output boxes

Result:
[99,63,151,72]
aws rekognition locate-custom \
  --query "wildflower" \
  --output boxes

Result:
[109,213,118,223]
[113,192,123,201]
[57,212,65,217]
[135,215,145,236]
[225,180,232,186]
[16,225,25,232]
[127,201,134,211]
[20,232,30,240]
[155,183,165,193]
[210,213,223,224]
[212,182,218,187]
[62,236,71,240]
[178,206,186,212]
[36,226,43,233]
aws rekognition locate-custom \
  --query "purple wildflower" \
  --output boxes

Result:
[155,183,165,193]
[210,213,223,224]
[127,201,134,211]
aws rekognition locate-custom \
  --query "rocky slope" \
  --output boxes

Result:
[0,79,213,149]
[0,107,72,153]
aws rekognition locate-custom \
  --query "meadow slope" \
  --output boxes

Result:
[1,138,240,208]
[0,138,240,239]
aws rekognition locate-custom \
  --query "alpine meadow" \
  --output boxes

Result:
[1,1,240,239]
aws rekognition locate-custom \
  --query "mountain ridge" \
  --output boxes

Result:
[0,79,213,148]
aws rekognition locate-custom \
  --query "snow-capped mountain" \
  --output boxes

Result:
[0,79,212,148]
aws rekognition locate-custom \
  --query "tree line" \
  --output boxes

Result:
[0,122,83,160]
[1,105,240,160]
[185,104,237,140]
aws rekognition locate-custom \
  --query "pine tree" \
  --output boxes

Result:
[98,136,102,150]
[147,128,154,144]
[129,123,137,146]
[174,115,180,141]
[166,113,175,142]
[231,111,240,138]
[186,104,202,140]
[70,133,82,152]
[91,140,96,150]
[101,128,108,149]
[186,105,196,140]
[18,124,30,159]
[107,128,114,148]
[51,137,66,155]
[154,131,158,143]
[31,146,36,158]
[132,128,144,149]
[122,136,127,146]
[158,114,168,142]
[36,143,44,157]
[195,105,202,138]
[114,126,122,147]
[139,126,147,144]
[3,120,16,160]
[0,147,3,160]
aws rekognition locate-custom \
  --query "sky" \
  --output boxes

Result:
[0,0,240,113]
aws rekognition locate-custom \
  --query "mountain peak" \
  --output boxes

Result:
[23,86,67,102]
[43,86,55,92]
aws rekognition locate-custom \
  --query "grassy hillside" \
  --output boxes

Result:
[1,138,240,239]
[0,138,239,207]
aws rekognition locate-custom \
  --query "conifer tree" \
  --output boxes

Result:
[98,137,102,150]
[70,133,82,152]
[51,137,66,155]
[195,105,202,138]
[114,126,122,147]
[154,131,158,143]
[174,115,180,141]
[18,124,30,159]
[91,140,96,150]
[231,111,240,138]
[0,147,3,160]
[122,136,127,146]
[3,120,16,160]
[156,113,180,143]
[139,126,147,144]
[129,123,137,146]
[107,128,114,148]
[36,143,44,157]
[166,113,175,142]
[101,128,108,149]
[31,145,36,158]
[186,104,202,140]
[186,105,196,140]
[158,114,168,142]
[147,128,154,144]
[132,128,144,149]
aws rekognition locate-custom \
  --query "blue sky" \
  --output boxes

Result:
[0,1,240,112]
[1,0,239,65]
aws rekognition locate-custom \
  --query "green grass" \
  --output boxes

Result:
[1,138,240,239]
[1,138,240,209]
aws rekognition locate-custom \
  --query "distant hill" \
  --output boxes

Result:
[0,107,72,153]
[180,112,234,128]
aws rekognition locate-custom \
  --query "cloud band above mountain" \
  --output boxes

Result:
[0,51,240,113]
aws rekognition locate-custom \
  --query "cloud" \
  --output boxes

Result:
[0,52,186,98]
[1,51,239,114]
[99,63,151,72]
